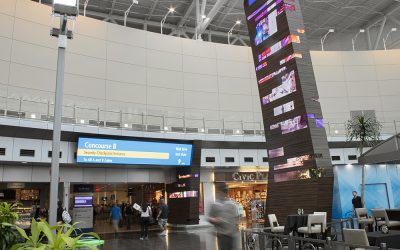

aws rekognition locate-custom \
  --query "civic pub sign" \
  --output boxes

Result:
[215,172,268,182]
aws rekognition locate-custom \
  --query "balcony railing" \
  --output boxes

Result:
[0,96,398,138]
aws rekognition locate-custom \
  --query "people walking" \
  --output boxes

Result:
[139,202,152,240]
[125,203,133,230]
[110,203,122,237]
[208,185,240,250]
[157,199,168,236]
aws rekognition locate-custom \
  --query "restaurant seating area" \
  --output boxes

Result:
[264,209,400,249]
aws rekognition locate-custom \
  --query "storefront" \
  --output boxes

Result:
[0,182,50,230]
[214,171,268,225]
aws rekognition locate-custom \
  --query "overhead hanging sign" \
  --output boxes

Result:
[76,137,193,166]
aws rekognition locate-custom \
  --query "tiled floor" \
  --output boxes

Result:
[101,230,242,250]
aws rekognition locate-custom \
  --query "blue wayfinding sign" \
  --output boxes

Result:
[77,137,192,166]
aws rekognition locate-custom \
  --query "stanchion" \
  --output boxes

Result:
[380,243,387,250]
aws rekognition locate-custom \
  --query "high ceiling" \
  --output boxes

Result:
[37,0,400,47]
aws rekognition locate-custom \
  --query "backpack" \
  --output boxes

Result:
[62,209,72,224]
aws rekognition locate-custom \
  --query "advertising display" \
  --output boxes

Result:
[77,137,193,166]
[169,191,198,199]
[254,10,278,46]
[74,196,93,208]
[273,101,294,116]
[262,70,297,104]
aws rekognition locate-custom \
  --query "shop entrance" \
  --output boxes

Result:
[226,183,267,226]
[70,183,166,234]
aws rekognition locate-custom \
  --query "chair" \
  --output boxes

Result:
[313,212,328,238]
[343,229,369,250]
[268,214,285,233]
[298,214,326,236]
[372,209,400,229]
[355,208,374,231]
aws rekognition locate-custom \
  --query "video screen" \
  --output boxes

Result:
[315,118,324,128]
[248,0,256,6]
[280,115,308,134]
[257,35,300,63]
[169,191,198,199]
[254,10,278,46]
[280,53,302,65]
[258,66,286,84]
[274,101,294,116]
[262,70,296,104]
[74,196,93,208]
[274,154,312,170]
[274,169,310,183]
[268,147,284,158]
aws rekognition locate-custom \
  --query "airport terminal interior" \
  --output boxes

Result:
[1,0,400,249]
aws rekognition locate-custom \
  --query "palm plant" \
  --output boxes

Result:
[345,115,382,205]
[0,202,23,250]
[12,219,103,250]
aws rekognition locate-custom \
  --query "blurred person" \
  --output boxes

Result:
[56,201,64,224]
[157,199,168,236]
[110,203,122,237]
[208,185,240,250]
[125,203,134,230]
[139,202,152,240]
[352,191,363,212]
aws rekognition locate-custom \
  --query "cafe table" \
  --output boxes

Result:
[367,230,400,248]
[284,214,308,235]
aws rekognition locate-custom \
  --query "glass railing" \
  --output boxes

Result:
[0,96,398,138]
[0,96,264,136]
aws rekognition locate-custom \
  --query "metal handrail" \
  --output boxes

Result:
[241,229,394,250]
[1,96,399,137]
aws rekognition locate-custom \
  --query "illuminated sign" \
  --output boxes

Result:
[169,191,198,199]
[77,138,193,166]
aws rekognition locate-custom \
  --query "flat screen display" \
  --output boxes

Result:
[262,70,297,104]
[77,137,193,166]
[254,10,278,46]
[74,196,93,208]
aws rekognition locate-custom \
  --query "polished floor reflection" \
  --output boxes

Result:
[102,230,242,250]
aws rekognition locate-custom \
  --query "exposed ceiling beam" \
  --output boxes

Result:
[215,0,240,27]
[374,17,386,50]
[388,16,400,26]
[84,9,250,42]
[178,1,195,28]
[366,2,400,29]
[196,0,229,36]
[146,0,159,21]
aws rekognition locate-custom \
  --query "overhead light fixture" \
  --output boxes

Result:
[228,20,241,45]
[320,28,334,51]
[383,27,398,50]
[164,126,169,131]
[201,15,207,19]
[334,130,339,134]
[351,29,365,51]
[124,123,129,128]
[30,114,36,119]
[53,0,78,16]
[80,119,85,124]
[124,0,139,27]
[161,7,175,34]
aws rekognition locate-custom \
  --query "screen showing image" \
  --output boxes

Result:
[169,191,198,199]
[274,101,294,116]
[273,170,310,183]
[268,147,284,158]
[74,196,93,208]
[248,0,257,6]
[254,10,278,46]
[315,118,324,128]
[262,70,296,104]
[258,66,286,84]
[274,154,312,170]
[257,35,300,63]
[77,138,193,166]
[280,115,308,134]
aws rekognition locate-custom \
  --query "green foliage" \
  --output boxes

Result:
[345,115,382,154]
[0,202,23,250]
[309,167,325,178]
[0,202,21,224]
[12,219,102,250]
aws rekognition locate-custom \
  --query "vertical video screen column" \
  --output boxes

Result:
[244,0,329,183]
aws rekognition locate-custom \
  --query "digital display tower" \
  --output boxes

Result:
[244,0,333,222]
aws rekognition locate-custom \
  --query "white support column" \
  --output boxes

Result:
[63,182,70,211]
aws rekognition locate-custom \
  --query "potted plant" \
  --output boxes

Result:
[345,115,381,205]
[0,202,23,250]
[11,219,103,250]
